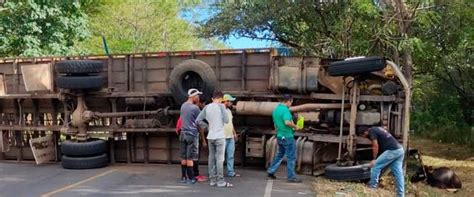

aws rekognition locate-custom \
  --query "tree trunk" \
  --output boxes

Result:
[460,96,473,126]
[402,50,413,86]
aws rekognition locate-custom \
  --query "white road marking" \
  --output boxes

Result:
[264,179,273,197]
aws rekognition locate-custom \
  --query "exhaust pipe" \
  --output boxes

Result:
[236,101,349,116]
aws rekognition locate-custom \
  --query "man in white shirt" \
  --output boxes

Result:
[222,94,240,177]
[196,91,232,188]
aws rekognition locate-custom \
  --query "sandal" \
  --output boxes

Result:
[217,182,233,188]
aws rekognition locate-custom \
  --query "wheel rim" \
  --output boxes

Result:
[181,71,204,93]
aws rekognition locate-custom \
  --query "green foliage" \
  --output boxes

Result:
[200,0,473,145]
[80,0,225,54]
[411,0,473,145]
[199,0,419,57]
[0,0,90,57]
[412,80,472,147]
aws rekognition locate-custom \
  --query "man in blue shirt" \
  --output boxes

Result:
[179,88,204,184]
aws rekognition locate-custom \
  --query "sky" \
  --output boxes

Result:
[224,36,275,49]
[181,5,276,49]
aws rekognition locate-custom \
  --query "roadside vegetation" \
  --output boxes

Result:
[0,0,225,57]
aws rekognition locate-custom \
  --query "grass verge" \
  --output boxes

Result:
[312,136,473,196]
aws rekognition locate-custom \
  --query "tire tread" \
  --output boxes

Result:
[61,154,108,169]
[55,60,103,74]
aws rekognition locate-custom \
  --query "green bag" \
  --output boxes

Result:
[296,116,304,129]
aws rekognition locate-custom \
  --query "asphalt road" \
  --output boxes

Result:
[0,162,314,197]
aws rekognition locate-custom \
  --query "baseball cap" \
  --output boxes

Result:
[282,94,293,101]
[188,88,203,97]
[223,94,236,102]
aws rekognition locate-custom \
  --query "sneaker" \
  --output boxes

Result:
[210,181,217,186]
[180,177,187,184]
[186,178,197,185]
[288,178,302,183]
[267,173,276,180]
[227,173,241,177]
[196,175,208,182]
[367,184,378,189]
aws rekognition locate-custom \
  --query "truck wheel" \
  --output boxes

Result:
[55,60,104,75]
[169,59,217,103]
[61,140,107,157]
[328,57,386,76]
[56,75,105,89]
[325,163,371,181]
[61,154,108,169]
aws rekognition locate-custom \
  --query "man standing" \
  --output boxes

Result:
[179,89,205,184]
[267,95,302,183]
[222,94,240,177]
[196,91,232,187]
[362,126,405,197]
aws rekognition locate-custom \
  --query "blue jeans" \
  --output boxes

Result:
[225,138,236,176]
[267,137,297,180]
[208,138,226,186]
[369,148,405,197]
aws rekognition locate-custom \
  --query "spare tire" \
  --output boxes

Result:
[325,163,371,181]
[56,75,105,90]
[55,60,104,75]
[169,59,217,103]
[61,140,107,157]
[61,154,108,169]
[328,57,386,76]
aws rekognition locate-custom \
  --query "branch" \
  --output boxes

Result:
[405,1,421,31]
[313,4,333,39]
[276,36,301,48]
[413,78,437,88]
[435,72,467,96]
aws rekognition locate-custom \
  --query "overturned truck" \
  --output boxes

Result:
[0,48,410,178]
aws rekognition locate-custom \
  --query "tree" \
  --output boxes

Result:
[80,0,226,54]
[199,0,422,81]
[411,1,473,125]
[199,0,473,145]
[0,1,91,57]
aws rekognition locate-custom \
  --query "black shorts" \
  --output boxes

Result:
[180,132,198,160]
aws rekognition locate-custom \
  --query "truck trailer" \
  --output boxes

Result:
[0,48,410,179]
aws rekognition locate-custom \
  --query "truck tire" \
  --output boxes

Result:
[55,60,103,75]
[61,154,108,169]
[328,57,386,76]
[56,75,105,89]
[169,59,217,103]
[325,163,371,181]
[61,140,107,157]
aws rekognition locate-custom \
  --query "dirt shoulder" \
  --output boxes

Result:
[313,136,474,197]
[409,136,474,196]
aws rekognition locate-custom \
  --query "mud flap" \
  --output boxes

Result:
[0,130,10,153]
[29,135,56,164]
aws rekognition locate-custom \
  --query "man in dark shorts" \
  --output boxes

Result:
[362,126,405,197]
[179,88,205,184]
